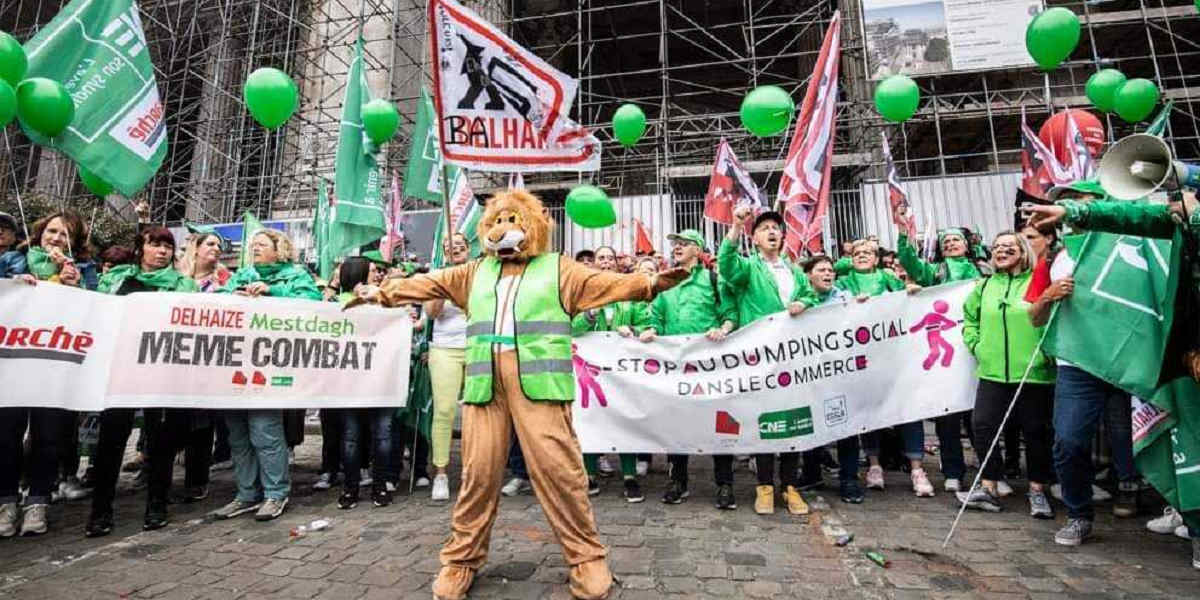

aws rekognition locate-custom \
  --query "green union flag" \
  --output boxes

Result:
[332,36,386,256]
[403,88,459,205]
[1045,232,1180,399]
[1045,229,1200,529]
[21,0,166,196]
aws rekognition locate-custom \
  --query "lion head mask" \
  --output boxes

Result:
[476,189,553,262]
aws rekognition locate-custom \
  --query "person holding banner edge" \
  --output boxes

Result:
[211,229,321,523]
[895,220,990,494]
[1,212,89,538]
[85,226,200,537]
[640,228,738,509]
[719,207,818,515]
[834,238,932,499]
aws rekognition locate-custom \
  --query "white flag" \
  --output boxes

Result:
[429,0,601,172]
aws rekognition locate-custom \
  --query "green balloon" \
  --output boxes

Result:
[740,85,794,137]
[16,78,75,138]
[874,75,920,122]
[1026,8,1080,71]
[243,67,298,130]
[612,103,646,147]
[361,99,400,144]
[77,164,113,198]
[0,79,14,128]
[565,185,616,229]
[1085,69,1126,113]
[1113,78,1160,123]
[0,32,26,88]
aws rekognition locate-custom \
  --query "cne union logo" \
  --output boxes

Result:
[0,325,94,364]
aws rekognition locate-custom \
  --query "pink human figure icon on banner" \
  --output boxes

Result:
[910,299,957,370]
[572,344,607,408]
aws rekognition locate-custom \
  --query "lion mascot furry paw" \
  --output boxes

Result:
[371,190,685,600]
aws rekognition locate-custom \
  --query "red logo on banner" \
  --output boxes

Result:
[715,411,741,436]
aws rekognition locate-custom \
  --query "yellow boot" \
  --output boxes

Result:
[754,485,775,515]
[432,565,475,600]
[783,485,810,515]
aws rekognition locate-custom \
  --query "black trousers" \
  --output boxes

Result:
[57,410,80,481]
[319,409,346,475]
[754,452,799,488]
[972,380,1055,483]
[0,408,61,504]
[90,408,191,515]
[668,454,733,487]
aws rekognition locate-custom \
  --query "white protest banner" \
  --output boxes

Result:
[571,281,977,454]
[0,281,411,411]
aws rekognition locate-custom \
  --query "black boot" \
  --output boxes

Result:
[84,510,113,538]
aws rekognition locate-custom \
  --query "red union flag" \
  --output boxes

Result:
[633,219,655,255]
[704,138,765,225]
[1064,111,1098,181]
[778,11,840,258]
[1022,114,1073,189]
[881,132,916,239]
[429,0,600,172]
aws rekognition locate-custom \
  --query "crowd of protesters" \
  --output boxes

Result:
[0,188,1196,570]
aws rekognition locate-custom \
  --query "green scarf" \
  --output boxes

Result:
[837,269,904,297]
[26,246,68,281]
[99,264,195,294]
[942,256,983,282]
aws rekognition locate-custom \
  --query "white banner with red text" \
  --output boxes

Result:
[0,281,411,410]
[571,281,978,454]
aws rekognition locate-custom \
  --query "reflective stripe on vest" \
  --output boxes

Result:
[463,254,574,403]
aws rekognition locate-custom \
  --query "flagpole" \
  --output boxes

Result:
[440,165,453,265]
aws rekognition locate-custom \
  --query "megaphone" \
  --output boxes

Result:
[1099,134,1200,200]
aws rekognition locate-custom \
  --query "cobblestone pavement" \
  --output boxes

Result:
[2,431,1198,600]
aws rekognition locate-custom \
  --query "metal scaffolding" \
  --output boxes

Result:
[1,0,1198,228]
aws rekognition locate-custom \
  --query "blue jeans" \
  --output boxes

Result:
[934,412,967,480]
[1053,365,1134,520]
[837,421,924,482]
[225,410,290,502]
[508,431,528,479]
[343,408,394,489]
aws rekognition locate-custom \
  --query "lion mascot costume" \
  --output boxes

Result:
[364,189,684,600]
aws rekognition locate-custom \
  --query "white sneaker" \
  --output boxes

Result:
[1092,484,1112,502]
[944,478,961,493]
[501,478,531,497]
[359,468,373,487]
[431,474,450,501]
[0,503,17,538]
[995,480,1014,498]
[313,473,333,491]
[210,460,233,472]
[636,460,650,477]
[866,466,885,490]
[60,478,90,501]
[415,477,431,489]
[19,504,47,536]
[1147,507,1184,534]
[385,481,397,493]
[1176,524,1191,540]
[911,469,935,497]
[597,456,615,475]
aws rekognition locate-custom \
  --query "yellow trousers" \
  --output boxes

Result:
[429,346,466,469]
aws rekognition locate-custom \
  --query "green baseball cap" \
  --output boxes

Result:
[1047,179,1110,202]
[667,229,706,251]
[361,249,392,266]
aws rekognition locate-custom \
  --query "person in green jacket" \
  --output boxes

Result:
[639,229,738,509]
[1026,189,1200,554]
[86,226,199,539]
[957,231,1056,519]
[211,229,320,525]
[719,208,817,517]
[574,246,650,501]
[835,239,936,498]
[895,221,989,495]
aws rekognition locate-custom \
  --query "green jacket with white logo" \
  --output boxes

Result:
[647,264,735,336]
[961,270,1055,384]
[717,238,816,326]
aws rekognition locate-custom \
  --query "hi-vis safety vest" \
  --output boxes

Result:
[463,254,574,404]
